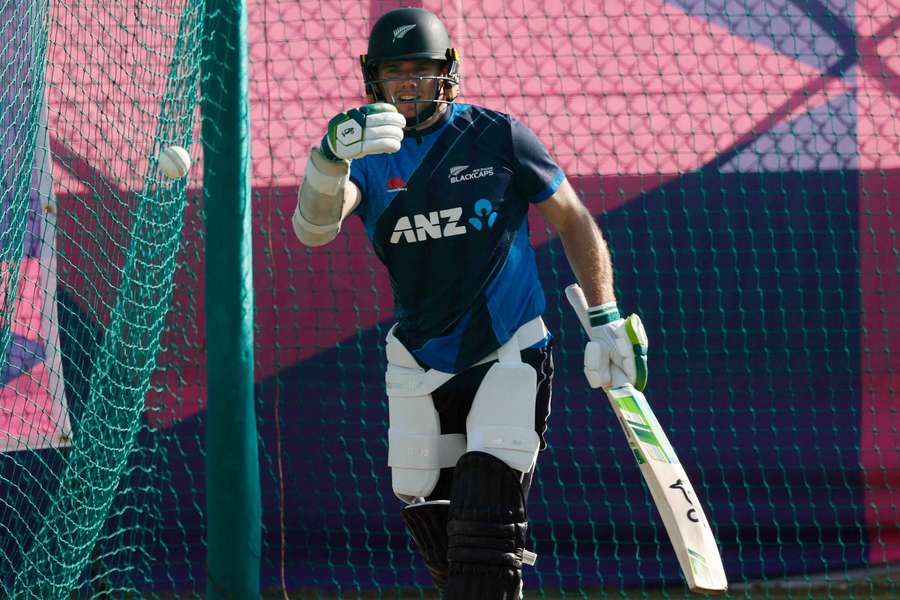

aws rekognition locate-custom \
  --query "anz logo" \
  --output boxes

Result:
[389,200,498,244]
[390,208,467,244]
[468,199,497,230]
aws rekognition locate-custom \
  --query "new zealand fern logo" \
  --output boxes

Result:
[392,24,417,42]
[468,199,497,231]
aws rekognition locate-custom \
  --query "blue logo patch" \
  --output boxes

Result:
[468,198,497,231]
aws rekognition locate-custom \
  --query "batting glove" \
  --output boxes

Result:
[320,103,406,162]
[584,303,648,391]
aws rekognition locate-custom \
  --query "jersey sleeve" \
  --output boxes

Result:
[349,158,369,220]
[510,116,565,204]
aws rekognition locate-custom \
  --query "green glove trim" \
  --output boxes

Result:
[320,113,353,161]
[321,103,400,162]
[624,314,649,391]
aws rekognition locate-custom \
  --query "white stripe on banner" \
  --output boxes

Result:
[0,97,72,452]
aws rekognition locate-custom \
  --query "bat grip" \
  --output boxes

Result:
[609,364,631,390]
[564,283,592,335]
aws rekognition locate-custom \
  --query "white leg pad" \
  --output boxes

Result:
[385,328,463,501]
[466,338,541,474]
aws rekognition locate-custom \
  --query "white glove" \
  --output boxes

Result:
[583,304,648,391]
[319,102,406,161]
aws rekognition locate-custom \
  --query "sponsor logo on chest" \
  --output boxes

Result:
[389,207,467,244]
[388,199,499,245]
[387,176,407,192]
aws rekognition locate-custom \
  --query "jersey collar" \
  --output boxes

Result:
[406,102,456,138]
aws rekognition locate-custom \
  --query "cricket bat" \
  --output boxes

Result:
[565,284,728,594]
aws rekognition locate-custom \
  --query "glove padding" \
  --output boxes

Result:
[584,312,648,391]
[320,103,406,161]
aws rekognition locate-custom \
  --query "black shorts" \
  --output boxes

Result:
[424,340,554,501]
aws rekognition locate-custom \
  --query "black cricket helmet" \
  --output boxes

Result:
[360,8,460,125]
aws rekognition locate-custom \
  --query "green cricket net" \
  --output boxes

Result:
[0,0,203,596]
[1,0,898,598]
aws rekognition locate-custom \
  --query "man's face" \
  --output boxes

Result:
[375,59,445,122]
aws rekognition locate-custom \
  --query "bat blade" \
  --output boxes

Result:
[564,284,728,594]
[605,384,728,594]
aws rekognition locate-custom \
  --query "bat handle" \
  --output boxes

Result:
[564,283,592,335]
[609,364,631,389]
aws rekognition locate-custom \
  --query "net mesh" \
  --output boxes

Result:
[0,0,202,596]
[0,0,898,598]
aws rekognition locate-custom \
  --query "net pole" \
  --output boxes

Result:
[201,0,260,597]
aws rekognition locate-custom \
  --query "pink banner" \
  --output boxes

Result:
[0,98,71,452]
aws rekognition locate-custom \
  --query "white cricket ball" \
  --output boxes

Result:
[159,145,192,179]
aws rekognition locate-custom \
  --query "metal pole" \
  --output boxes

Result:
[201,0,259,596]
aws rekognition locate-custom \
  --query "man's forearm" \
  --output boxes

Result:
[293,147,351,247]
[557,207,616,306]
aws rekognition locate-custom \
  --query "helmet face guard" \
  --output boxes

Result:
[360,50,460,127]
[360,8,461,128]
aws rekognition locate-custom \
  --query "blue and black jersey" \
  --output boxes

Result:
[350,103,564,373]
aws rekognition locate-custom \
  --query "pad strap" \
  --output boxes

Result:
[466,425,539,472]
[474,317,548,366]
[387,431,466,469]
[385,364,455,397]
[292,205,341,236]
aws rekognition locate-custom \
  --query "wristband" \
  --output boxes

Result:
[587,301,620,327]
